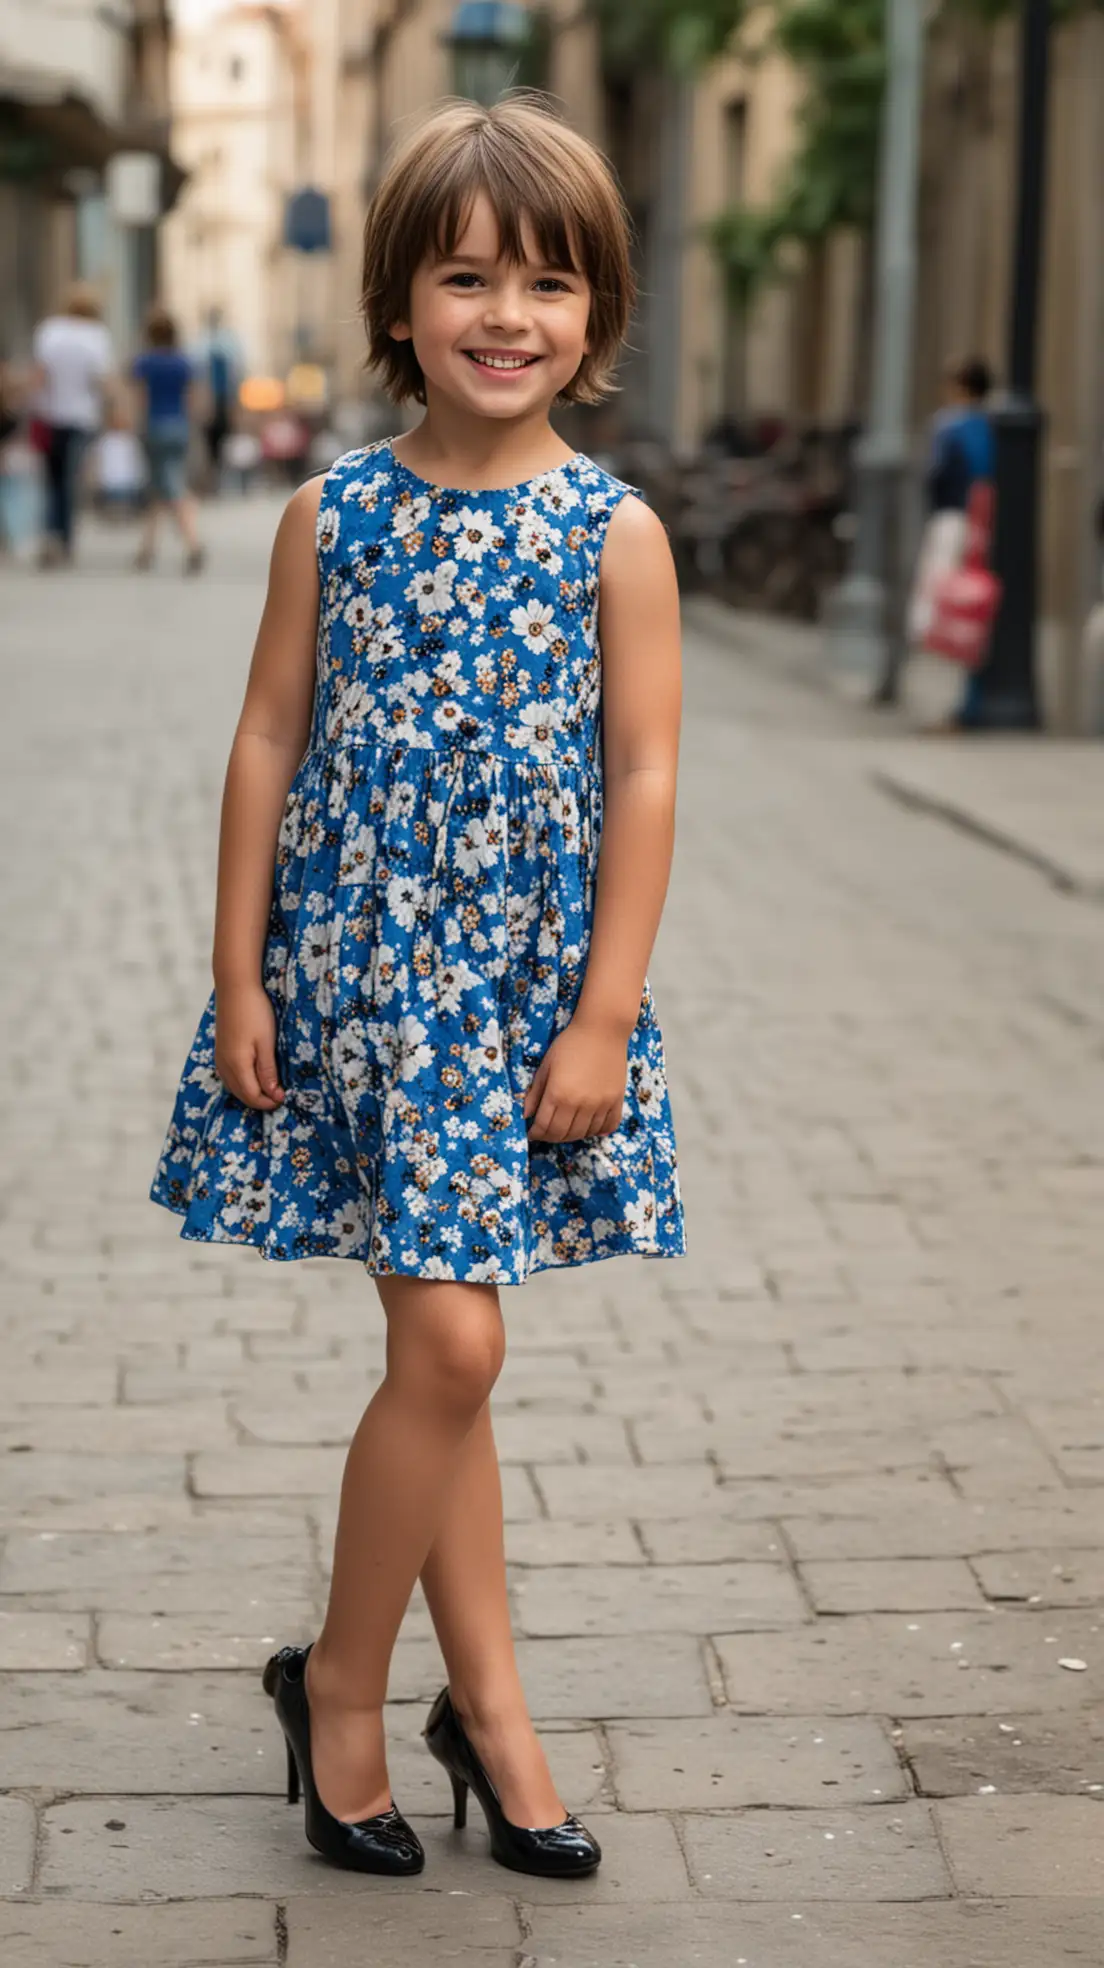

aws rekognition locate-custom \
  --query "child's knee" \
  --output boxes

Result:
[388,1291,505,1418]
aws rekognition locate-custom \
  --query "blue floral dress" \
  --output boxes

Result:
[151,441,686,1282]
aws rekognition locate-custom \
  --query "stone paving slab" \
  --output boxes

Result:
[681,1802,951,1901]
[0,1610,89,1670]
[606,1715,908,1811]
[901,1712,1104,1797]
[0,1901,280,1966]
[522,1898,1104,1967]
[713,1612,1104,1715]
[0,1797,35,1897]
[972,1549,1104,1607]
[937,1796,1104,1896]
[95,1609,319,1670]
[799,1558,986,1613]
[513,1562,807,1636]
[283,1894,522,1966]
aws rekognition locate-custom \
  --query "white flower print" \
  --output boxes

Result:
[317,506,340,553]
[344,594,373,633]
[443,506,498,562]
[516,518,563,576]
[407,559,459,617]
[393,491,432,539]
[506,699,563,760]
[434,954,481,1015]
[454,814,501,877]
[339,821,376,883]
[397,1014,434,1080]
[386,874,425,931]
[509,599,558,654]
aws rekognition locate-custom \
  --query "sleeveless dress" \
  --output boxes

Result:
[151,441,686,1282]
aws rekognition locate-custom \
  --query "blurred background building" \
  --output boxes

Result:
[0,0,182,354]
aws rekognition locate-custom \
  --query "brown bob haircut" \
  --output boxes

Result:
[361,95,636,406]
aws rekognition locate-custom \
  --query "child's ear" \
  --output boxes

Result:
[390,320,413,344]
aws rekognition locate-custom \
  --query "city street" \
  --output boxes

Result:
[1,495,1103,1965]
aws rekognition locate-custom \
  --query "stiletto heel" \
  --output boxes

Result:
[263,1645,424,1876]
[424,1688,601,1879]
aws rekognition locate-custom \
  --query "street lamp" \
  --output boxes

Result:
[445,2,533,105]
[976,0,1053,728]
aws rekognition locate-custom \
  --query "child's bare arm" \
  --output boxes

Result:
[212,477,323,1109]
[524,497,681,1144]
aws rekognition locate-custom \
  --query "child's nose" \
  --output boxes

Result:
[483,288,532,333]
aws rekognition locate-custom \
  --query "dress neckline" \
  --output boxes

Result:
[384,438,589,501]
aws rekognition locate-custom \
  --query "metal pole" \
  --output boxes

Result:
[823,0,924,699]
[974,0,1051,728]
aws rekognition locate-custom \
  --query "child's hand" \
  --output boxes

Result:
[214,982,285,1111]
[523,1016,628,1144]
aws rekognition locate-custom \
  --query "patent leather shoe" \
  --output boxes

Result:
[424,1687,601,1878]
[262,1645,424,1876]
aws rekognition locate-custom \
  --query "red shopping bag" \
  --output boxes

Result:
[926,483,1002,669]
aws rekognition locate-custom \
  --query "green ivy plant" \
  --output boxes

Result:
[708,0,1103,314]
[590,0,751,73]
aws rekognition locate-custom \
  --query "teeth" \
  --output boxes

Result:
[469,354,532,371]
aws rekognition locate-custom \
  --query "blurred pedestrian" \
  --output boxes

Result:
[132,305,204,574]
[908,356,995,730]
[193,306,242,490]
[222,426,261,496]
[94,407,147,520]
[31,282,114,566]
[150,95,683,1884]
[0,354,38,556]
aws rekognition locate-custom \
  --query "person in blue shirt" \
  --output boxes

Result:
[914,355,995,730]
[194,306,242,488]
[927,357,995,516]
[132,306,204,573]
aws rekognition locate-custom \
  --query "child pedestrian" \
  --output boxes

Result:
[93,405,146,520]
[151,96,685,1882]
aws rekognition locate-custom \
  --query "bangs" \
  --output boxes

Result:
[431,162,581,276]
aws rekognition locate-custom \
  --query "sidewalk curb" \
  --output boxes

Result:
[873,767,1104,905]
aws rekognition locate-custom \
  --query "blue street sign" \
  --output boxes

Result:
[284,187,331,255]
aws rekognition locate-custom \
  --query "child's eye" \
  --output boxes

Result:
[534,278,571,295]
[445,272,483,289]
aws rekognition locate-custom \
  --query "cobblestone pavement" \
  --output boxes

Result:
[2,499,1103,1966]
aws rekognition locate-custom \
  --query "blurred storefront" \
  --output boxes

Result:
[0,0,182,356]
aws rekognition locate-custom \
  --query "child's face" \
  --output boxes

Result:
[393,192,591,421]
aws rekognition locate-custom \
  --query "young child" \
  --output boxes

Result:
[151,96,685,1881]
[93,405,146,520]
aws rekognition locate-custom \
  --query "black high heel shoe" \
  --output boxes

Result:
[262,1645,424,1876]
[424,1688,601,1878]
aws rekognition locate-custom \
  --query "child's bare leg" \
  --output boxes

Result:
[171,494,200,553]
[306,1277,504,1822]
[420,1402,565,1826]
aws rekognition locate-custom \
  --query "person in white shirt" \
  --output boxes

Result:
[32,282,115,564]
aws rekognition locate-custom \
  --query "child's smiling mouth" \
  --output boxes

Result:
[464,350,541,372]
